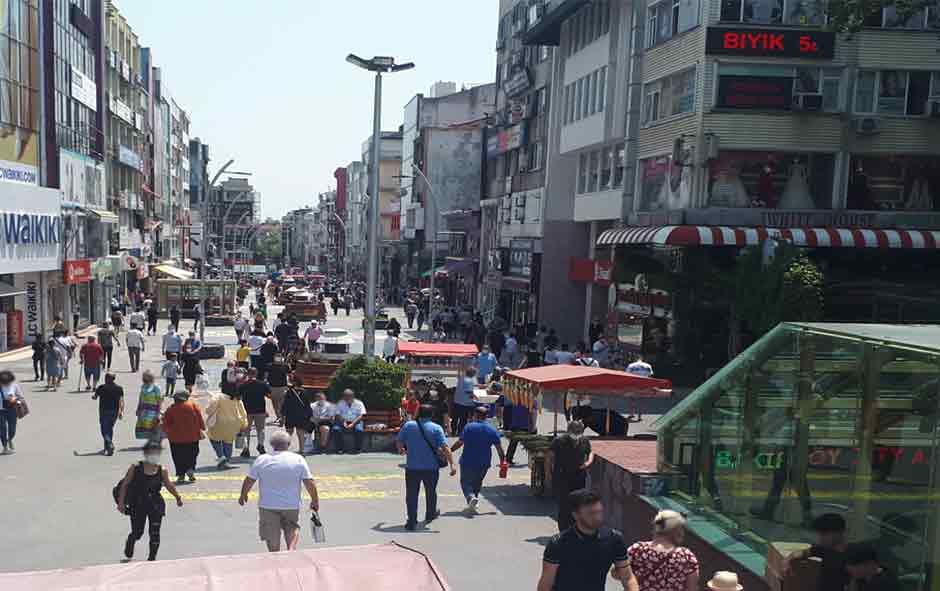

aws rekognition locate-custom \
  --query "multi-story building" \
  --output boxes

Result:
[169,98,191,258]
[333,168,348,277]
[209,177,258,268]
[482,0,555,332]
[398,83,496,304]
[344,161,367,278]
[187,138,210,261]
[362,131,404,289]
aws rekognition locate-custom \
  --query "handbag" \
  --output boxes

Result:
[14,397,28,419]
[417,420,448,469]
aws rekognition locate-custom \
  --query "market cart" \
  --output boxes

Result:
[503,365,672,495]
[396,342,480,432]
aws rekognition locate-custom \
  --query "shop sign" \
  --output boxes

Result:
[716,76,793,110]
[0,159,37,185]
[508,239,534,278]
[705,27,835,59]
[594,260,612,286]
[118,146,143,171]
[70,66,97,111]
[63,259,92,284]
[109,96,133,125]
[486,121,528,157]
[714,446,934,481]
[503,68,532,98]
[25,280,39,338]
[121,253,140,272]
[616,284,672,318]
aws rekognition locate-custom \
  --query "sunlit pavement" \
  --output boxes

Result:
[0,299,576,590]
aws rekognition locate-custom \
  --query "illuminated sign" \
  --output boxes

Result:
[716,76,793,110]
[705,27,835,59]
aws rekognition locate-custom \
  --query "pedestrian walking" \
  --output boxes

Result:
[169,304,181,332]
[550,420,594,532]
[266,356,290,424]
[238,368,271,458]
[258,335,278,381]
[416,306,426,332]
[192,301,203,332]
[396,404,456,530]
[162,391,205,484]
[110,308,124,334]
[45,337,64,390]
[180,352,203,394]
[238,430,320,552]
[56,331,76,380]
[93,372,124,455]
[234,314,248,342]
[405,300,418,329]
[475,345,498,384]
[451,367,478,435]
[450,406,505,516]
[248,330,265,372]
[303,321,321,352]
[135,370,163,444]
[0,371,26,454]
[97,322,121,371]
[627,510,700,591]
[538,490,636,591]
[125,326,145,372]
[146,303,158,335]
[206,386,248,469]
[116,442,183,562]
[31,336,45,382]
[129,307,146,332]
[161,354,179,397]
[80,335,105,391]
[280,376,312,453]
[236,339,251,368]
[383,329,399,362]
[161,326,182,360]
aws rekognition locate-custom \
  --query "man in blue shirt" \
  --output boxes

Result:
[396,405,456,531]
[451,406,505,515]
[475,345,498,384]
[452,367,478,435]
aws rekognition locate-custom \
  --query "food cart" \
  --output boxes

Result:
[503,365,672,495]
[397,342,479,390]
[6,543,451,590]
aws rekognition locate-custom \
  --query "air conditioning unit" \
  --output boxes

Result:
[927,99,940,119]
[793,94,824,112]
[854,117,882,135]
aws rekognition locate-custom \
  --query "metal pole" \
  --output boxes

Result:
[411,164,437,328]
[364,71,382,358]
[201,159,234,343]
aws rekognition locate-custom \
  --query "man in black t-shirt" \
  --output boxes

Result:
[92,372,124,455]
[539,489,635,591]
[550,421,594,532]
[258,335,278,381]
[786,513,848,591]
[238,368,271,458]
[845,543,900,591]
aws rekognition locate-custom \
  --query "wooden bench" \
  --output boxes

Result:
[362,410,403,434]
[284,302,326,321]
[294,360,343,390]
[330,409,403,453]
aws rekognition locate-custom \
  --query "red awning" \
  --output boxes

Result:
[597,225,940,249]
[397,342,479,358]
[504,365,671,395]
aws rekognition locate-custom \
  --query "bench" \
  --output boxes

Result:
[331,409,403,453]
[284,302,326,321]
[294,360,343,390]
[362,410,403,433]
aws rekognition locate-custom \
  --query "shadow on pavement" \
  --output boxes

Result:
[525,535,555,547]
[480,484,555,517]
[372,522,440,534]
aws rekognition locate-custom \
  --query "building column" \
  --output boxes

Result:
[583,221,598,342]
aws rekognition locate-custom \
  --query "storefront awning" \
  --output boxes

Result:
[87,208,119,223]
[398,342,479,358]
[504,365,672,395]
[597,225,940,249]
[152,264,195,279]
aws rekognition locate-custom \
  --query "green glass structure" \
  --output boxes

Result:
[655,323,940,590]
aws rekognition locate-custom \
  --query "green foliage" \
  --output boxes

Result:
[326,355,407,410]
[825,0,930,33]
[730,245,824,336]
[256,229,282,261]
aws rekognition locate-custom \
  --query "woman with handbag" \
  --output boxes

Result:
[206,385,248,469]
[280,375,312,453]
[0,371,26,454]
[396,404,456,531]
[627,510,700,591]
[161,391,205,484]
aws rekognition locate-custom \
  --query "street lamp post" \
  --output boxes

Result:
[347,53,414,358]
[406,164,441,327]
[201,159,234,343]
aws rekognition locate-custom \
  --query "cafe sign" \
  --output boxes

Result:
[706,27,835,59]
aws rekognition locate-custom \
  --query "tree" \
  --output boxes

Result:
[825,0,930,33]
[255,228,282,262]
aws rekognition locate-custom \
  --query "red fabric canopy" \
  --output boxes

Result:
[504,365,671,395]
[398,342,479,358]
[4,544,450,591]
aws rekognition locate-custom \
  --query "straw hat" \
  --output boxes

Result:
[707,571,743,591]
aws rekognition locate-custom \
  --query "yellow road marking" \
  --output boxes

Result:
[193,473,405,482]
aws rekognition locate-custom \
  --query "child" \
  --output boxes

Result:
[161,353,179,397]
[236,339,251,369]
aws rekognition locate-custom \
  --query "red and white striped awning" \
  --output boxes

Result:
[597,226,940,249]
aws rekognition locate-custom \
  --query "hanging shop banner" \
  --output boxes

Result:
[616,283,673,318]
[508,239,534,278]
[70,67,97,111]
[64,259,92,284]
[594,260,613,286]
[705,27,835,59]
[0,184,63,274]
[716,76,793,110]
[121,253,140,272]
[503,68,532,98]
[486,122,528,158]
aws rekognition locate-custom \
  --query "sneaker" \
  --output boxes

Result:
[240,448,251,459]
[404,520,416,531]
[217,458,227,470]
[7,441,13,452]
[187,470,196,483]
[257,445,266,455]
[425,510,441,524]
[175,476,186,484]
[468,496,480,515]
[1,445,7,455]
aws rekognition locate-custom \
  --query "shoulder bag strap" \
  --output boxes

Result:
[416,420,443,464]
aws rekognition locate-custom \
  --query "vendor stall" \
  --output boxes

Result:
[397,342,479,390]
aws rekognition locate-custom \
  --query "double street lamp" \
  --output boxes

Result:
[346,53,414,358]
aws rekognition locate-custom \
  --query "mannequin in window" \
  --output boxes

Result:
[778,157,815,209]
[753,163,778,208]
[847,162,877,210]
[710,164,750,208]
[905,164,935,211]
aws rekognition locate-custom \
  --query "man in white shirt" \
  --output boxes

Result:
[125,327,146,372]
[382,329,399,362]
[626,356,654,378]
[238,430,319,552]
[161,326,182,361]
[332,389,367,454]
[554,344,576,365]
[234,314,248,342]
[129,307,146,331]
[248,331,265,371]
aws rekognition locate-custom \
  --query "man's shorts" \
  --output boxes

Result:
[259,507,300,548]
[84,365,100,380]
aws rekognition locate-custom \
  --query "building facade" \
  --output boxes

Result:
[362,131,404,290]
[345,161,367,278]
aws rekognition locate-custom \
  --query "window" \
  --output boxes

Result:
[563,66,609,124]
[648,0,700,47]
[578,153,588,193]
[588,71,597,115]
[722,0,819,23]
[597,66,607,112]
[528,141,544,171]
[855,70,940,116]
[588,151,600,192]
[567,1,610,57]
[718,64,841,112]
[613,144,625,188]
[600,147,612,188]
[576,145,621,194]
[643,68,696,124]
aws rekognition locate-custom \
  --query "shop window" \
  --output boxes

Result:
[643,68,696,125]
[639,156,672,210]
[717,64,842,112]
[647,0,700,48]
[848,154,940,211]
[613,144,625,188]
[588,151,600,192]
[600,147,612,188]
[707,151,835,209]
[855,70,940,116]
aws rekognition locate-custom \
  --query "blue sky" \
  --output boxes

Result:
[117,0,500,219]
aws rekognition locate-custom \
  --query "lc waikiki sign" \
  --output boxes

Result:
[0,184,63,274]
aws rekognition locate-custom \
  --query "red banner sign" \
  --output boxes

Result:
[63,259,92,284]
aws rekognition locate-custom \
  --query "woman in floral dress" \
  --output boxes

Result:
[627,510,700,591]
[135,370,163,444]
